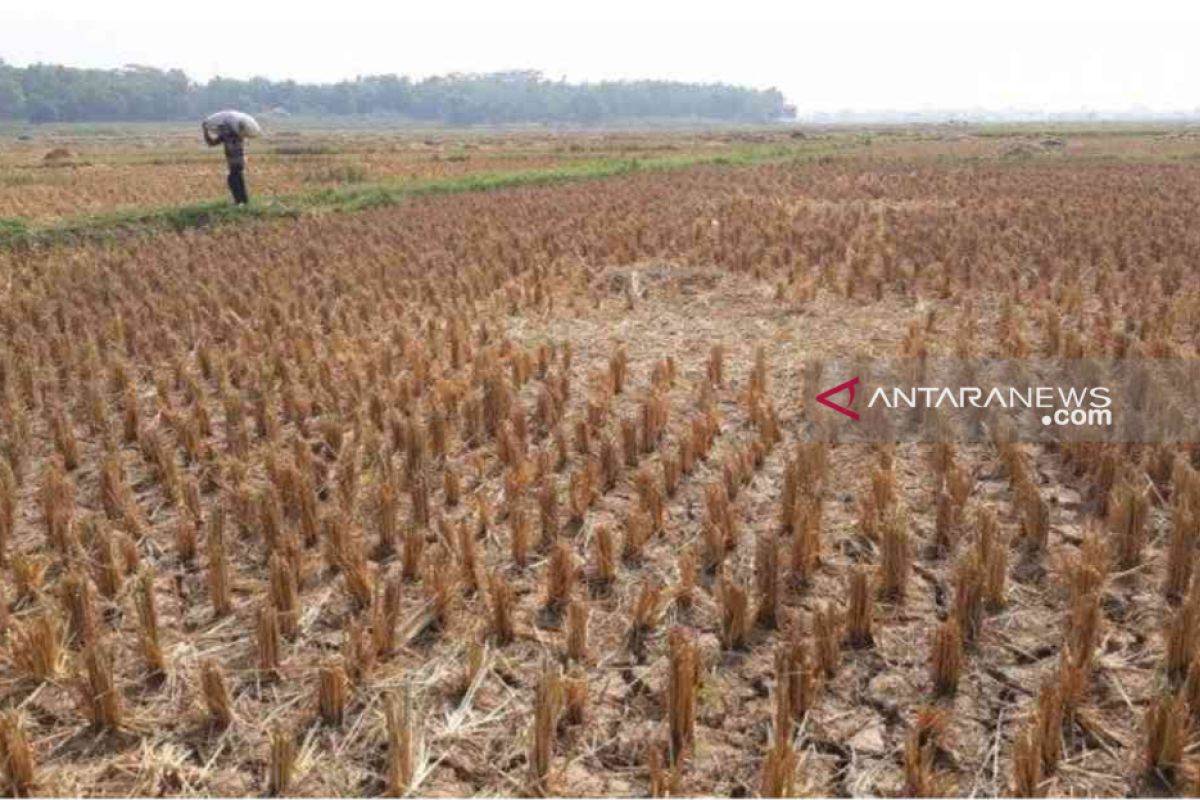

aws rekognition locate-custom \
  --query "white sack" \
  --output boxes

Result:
[203,110,263,138]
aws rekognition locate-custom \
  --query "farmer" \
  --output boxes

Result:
[203,121,249,205]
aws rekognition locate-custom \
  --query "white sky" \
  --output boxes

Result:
[4,0,1200,112]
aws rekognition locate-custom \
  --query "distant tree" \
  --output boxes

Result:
[0,63,25,119]
[0,61,795,124]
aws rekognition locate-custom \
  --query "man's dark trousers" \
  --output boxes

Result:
[227,166,249,205]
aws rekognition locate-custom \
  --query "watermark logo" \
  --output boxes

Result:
[865,385,1112,428]
[804,359,1198,443]
[815,377,860,421]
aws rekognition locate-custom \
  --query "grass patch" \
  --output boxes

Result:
[6,202,299,248]
[0,217,28,246]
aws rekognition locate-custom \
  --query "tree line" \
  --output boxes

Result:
[0,62,794,124]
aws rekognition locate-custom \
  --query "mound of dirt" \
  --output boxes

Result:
[42,147,74,163]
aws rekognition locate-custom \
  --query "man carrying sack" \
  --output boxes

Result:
[202,110,261,206]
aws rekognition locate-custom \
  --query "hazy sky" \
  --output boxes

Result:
[4,0,1200,112]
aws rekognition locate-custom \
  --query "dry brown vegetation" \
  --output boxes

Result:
[0,141,467,220]
[0,127,794,221]
[0,127,1199,796]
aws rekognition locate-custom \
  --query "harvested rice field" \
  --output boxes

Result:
[1,126,1200,796]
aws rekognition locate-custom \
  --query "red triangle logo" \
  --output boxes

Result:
[816,377,861,421]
